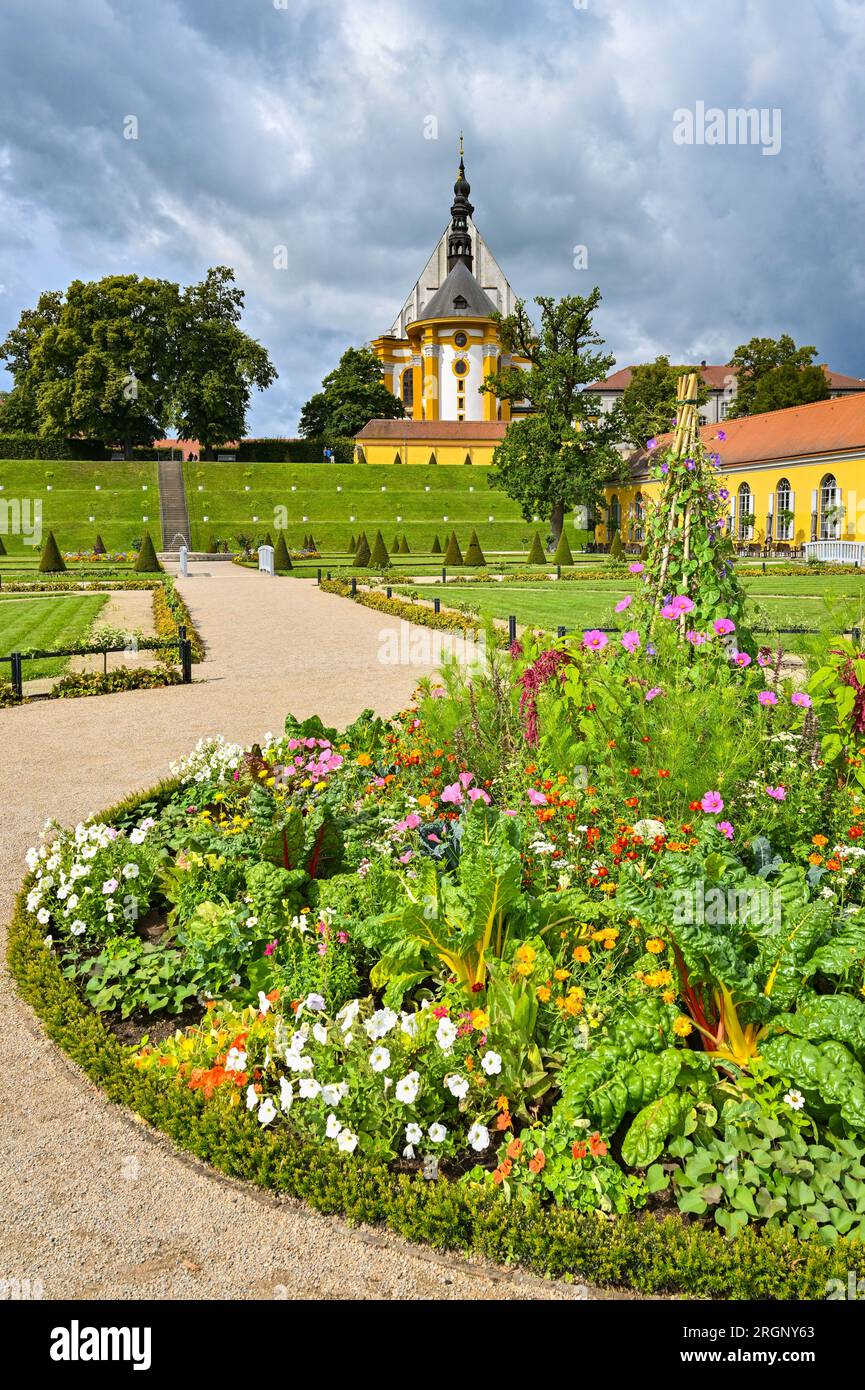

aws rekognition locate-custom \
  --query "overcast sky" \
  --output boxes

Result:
[0,0,863,434]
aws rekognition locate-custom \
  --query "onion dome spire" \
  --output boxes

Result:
[447,133,474,273]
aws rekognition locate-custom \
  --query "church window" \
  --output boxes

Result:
[453,359,468,375]
[454,332,467,347]
[401,367,414,409]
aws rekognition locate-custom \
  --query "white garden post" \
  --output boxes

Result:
[178,544,189,577]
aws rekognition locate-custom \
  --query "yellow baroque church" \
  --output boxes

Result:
[357,142,530,467]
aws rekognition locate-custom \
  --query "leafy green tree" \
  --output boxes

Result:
[26,277,179,456]
[172,267,276,460]
[620,356,709,448]
[299,347,404,438]
[727,335,827,418]
[482,291,625,540]
[39,530,65,572]
[0,290,63,433]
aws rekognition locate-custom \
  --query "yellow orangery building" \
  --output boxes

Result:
[600,392,865,554]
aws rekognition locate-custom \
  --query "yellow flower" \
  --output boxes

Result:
[554,968,570,981]
[537,985,551,1003]
[471,1009,490,1031]
[646,938,665,954]
[673,1016,693,1037]
[573,946,591,964]
[662,989,676,1005]
[515,944,537,964]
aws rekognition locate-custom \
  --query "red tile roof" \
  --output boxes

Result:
[355,419,509,440]
[627,391,865,476]
[587,363,865,393]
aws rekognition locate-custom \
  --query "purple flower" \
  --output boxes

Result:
[717,430,727,442]
[646,437,658,450]
[620,630,641,653]
[660,461,669,475]
[791,692,812,708]
[701,790,724,814]
[685,458,695,471]
[615,594,633,612]
[582,629,608,651]
[758,691,778,706]
[719,488,730,501]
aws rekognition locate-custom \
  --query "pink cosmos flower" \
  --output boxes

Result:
[733,652,751,667]
[645,686,662,701]
[615,595,633,612]
[527,788,548,806]
[701,791,724,814]
[399,850,413,864]
[758,691,778,706]
[582,629,608,651]
[713,618,736,636]
[686,630,707,646]
[467,787,491,804]
[628,562,644,575]
[670,595,695,615]
[791,692,812,708]
[660,604,678,620]
[717,821,735,840]
[766,785,787,801]
[621,630,641,653]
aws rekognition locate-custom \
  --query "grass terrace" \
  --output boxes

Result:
[0,458,157,555]
[0,592,108,678]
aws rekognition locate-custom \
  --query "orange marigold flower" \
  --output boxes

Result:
[528,1150,546,1173]
[589,1132,608,1157]
[645,938,665,954]
[673,1015,693,1037]
[573,945,591,963]
[507,1138,523,1160]
[812,834,828,847]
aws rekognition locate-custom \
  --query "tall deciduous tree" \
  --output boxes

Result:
[619,355,709,449]
[727,335,828,417]
[481,290,625,540]
[27,276,179,456]
[0,290,64,432]
[171,266,277,460]
[299,347,405,438]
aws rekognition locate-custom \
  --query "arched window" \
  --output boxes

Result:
[775,478,792,540]
[737,482,753,540]
[820,473,840,539]
[609,494,621,536]
[401,366,414,411]
[633,492,645,543]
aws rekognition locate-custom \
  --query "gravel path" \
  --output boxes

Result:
[0,562,600,1301]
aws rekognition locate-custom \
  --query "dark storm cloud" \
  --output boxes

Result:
[0,0,863,432]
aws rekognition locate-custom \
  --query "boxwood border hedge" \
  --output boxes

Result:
[7,778,865,1300]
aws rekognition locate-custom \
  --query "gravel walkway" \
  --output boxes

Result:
[0,563,599,1301]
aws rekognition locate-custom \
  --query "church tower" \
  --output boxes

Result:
[369,142,529,426]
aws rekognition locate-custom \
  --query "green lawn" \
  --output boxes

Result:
[0,459,157,556]
[182,460,580,554]
[399,575,865,643]
[0,593,108,680]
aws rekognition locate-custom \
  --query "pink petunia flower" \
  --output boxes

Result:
[440,782,463,804]
[467,787,491,804]
[701,790,724,814]
[458,771,475,790]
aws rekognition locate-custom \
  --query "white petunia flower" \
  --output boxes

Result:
[428,1123,447,1144]
[312,1022,328,1045]
[435,1017,458,1052]
[70,920,86,936]
[257,990,272,1014]
[258,1098,277,1125]
[102,878,118,895]
[405,1123,422,1144]
[395,1070,420,1104]
[37,908,50,925]
[279,1078,294,1112]
[365,1007,399,1040]
[122,862,139,879]
[400,1010,419,1037]
[225,1047,247,1073]
[337,1128,358,1153]
[444,1073,469,1100]
[302,992,326,1014]
[467,1122,490,1152]
[326,1112,341,1139]
[298,1077,321,1099]
[481,1050,502,1076]
[369,1046,391,1073]
[246,1084,258,1111]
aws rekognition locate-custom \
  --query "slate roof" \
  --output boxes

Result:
[418,260,498,321]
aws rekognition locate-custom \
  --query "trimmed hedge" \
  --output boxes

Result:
[232,438,355,465]
[7,777,865,1298]
[0,436,110,460]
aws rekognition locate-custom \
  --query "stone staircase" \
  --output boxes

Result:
[157,457,190,551]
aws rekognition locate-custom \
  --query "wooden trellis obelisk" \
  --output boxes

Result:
[645,371,701,636]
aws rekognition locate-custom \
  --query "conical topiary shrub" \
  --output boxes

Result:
[354,532,371,566]
[309,533,318,552]
[134,530,162,573]
[39,530,66,573]
[369,530,390,567]
[400,535,410,554]
[263,530,274,548]
[609,528,624,562]
[552,529,574,566]
[464,529,486,566]
[274,532,292,571]
[93,534,106,555]
[0,533,7,557]
[393,534,401,553]
[349,534,356,554]
[444,530,463,566]
[208,535,220,554]
[428,452,437,466]
[431,534,442,554]
[527,531,546,564]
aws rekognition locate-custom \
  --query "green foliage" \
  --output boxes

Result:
[620,356,709,449]
[299,347,405,438]
[727,335,827,418]
[444,530,463,566]
[527,531,546,564]
[38,529,65,572]
[134,531,162,573]
[431,534,442,554]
